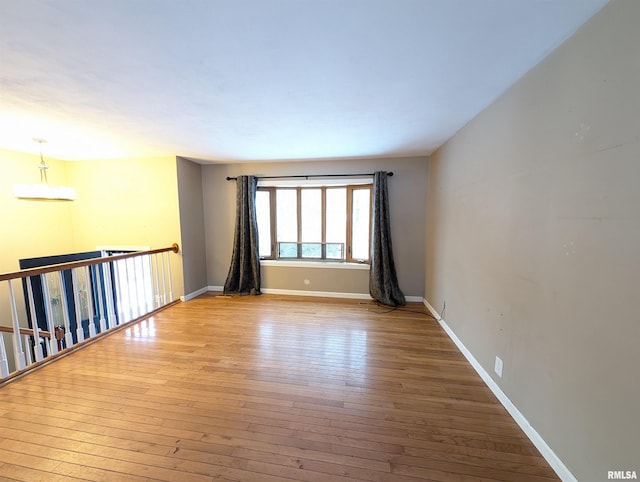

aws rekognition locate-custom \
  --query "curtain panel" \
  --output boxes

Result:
[223,175,261,295]
[369,171,406,307]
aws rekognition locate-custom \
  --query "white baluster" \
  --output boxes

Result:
[41,274,59,356]
[84,267,97,338]
[134,256,143,317]
[7,280,27,371]
[96,265,107,333]
[140,256,150,314]
[141,254,152,314]
[124,258,134,321]
[166,251,174,303]
[153,253,161,308]
[160,252,167,305]
[71,269,85,343]
[113,259,126,323]
[59,271,74,349]
[0,334,9,377]
[23,335,33,365]
[26,277,44,362]
[133,257,141,317]
[103,262,117,328]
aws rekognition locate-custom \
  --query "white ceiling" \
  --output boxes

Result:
[0,0,608,163]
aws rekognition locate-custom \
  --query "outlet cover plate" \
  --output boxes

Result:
[495,356,504,378]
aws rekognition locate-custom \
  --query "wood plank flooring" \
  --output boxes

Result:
[0,293,559,481]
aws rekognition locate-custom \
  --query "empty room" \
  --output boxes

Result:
[0,1,638,481]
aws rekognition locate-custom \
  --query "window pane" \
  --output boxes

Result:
[301,189,321,242]
[301,243,321,258]
[255,190,271,257]
[278,242,298,258]
[351,188,370,260]
[326,188,346,244]
[326,243,343,259]
[276,189,297,242]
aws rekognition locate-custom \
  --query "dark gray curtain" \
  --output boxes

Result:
[369,171,406,307]
[223,176,261,295]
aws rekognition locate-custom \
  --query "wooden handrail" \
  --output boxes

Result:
[0,243,179,282]
[0,325,52,338]
[0,242,180,381]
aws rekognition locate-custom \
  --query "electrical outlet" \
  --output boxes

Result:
[494,356,504,378]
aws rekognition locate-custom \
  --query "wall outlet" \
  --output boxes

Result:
[494,356,504,378]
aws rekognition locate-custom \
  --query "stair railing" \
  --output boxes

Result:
[0,243,180,384]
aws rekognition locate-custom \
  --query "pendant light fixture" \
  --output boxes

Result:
[13,139,77,201]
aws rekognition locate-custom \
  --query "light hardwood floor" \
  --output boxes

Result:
[0,293,559,481]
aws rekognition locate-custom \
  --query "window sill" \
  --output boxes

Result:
[260,260,370,270]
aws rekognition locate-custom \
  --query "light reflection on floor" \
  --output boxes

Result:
[124,317,156,341]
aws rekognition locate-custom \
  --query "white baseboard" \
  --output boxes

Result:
[261,288,371,299]
[180,286,209,301]
[422,299,576,482]
[404,295,424,303]
[260,288,423,302]
[202,285,422,302]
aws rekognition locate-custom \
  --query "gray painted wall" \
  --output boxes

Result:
[176,156,208,296]
[425,1,640,480]
[202,156,427,297]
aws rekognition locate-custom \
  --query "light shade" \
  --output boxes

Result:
[13,183,77,201]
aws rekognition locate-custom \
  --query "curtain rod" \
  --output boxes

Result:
[225,172,393,181]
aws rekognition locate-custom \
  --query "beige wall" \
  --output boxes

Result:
[203,156,427,297]
[425,1,640,480]
[176,157,207,296]
[0,149,75,272]
[67,156,184,297]
[261,262,370,295]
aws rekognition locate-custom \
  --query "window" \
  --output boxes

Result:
[256,184,372,263]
